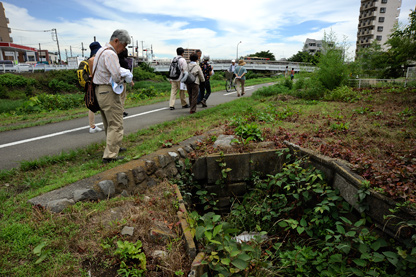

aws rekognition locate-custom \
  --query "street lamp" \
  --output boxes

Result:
[236,41,242,60]
[131,36,134,57]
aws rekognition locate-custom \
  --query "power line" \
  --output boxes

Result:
[9,27,52,32]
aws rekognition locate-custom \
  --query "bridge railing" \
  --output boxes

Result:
[151,63,316,73]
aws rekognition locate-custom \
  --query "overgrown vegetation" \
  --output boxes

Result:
[177,156,416,276]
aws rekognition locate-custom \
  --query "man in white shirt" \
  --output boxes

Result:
[228,59,236,73]
[169,47,189,110]
[93,29,131,163]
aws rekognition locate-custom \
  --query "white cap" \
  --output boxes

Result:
[231,59,235,62]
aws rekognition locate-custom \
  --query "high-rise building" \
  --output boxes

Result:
[356,0,402,53]
[0,2,12,43]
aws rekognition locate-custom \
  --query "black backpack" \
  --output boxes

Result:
[168,57,182,79]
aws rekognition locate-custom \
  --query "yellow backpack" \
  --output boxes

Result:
[76,60,90,89]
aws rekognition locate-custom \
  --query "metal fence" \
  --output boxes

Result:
[348,78,407,88]
[0,64,78,73]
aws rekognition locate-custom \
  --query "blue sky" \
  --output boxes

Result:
[4,0,415,61]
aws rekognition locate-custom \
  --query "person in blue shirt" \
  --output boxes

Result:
[234,60,247,97]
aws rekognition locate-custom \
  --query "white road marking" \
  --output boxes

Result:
[0,107,169,149]
[223,86,255,96]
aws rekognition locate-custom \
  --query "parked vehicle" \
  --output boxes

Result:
[0,60,16,72]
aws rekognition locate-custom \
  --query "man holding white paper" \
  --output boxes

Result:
[93,29,131,163]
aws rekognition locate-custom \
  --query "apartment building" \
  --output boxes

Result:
[356,0,401,52]
[0,2,38,62]
[303,38,336,55]
[0,2,11,43]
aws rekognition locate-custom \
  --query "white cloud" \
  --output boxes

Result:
[4,0,415,61]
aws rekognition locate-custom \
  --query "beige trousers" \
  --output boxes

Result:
[95,84,123,159]
[235,78,245,96]
[120,84,127,109]
[169,80,188,107]
[88,110,95,128]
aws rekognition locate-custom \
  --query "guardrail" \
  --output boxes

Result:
[152,63,316,73]
[0,64,78,73]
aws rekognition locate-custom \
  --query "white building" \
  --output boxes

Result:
[356,0,401,52]
[302,38,335,55]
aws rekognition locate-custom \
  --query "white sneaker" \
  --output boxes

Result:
[89,126,102,133]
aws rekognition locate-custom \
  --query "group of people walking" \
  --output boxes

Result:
[168,47,213,114]
[168,47,248,113]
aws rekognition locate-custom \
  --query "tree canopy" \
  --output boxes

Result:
[287,51,320,65]
[247,50,276,61]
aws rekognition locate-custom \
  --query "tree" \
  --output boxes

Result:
[355,40,390,78]
[384,10,416,78]
[287,51,320,65]
[314,31,350,90]
[247,50,276,61]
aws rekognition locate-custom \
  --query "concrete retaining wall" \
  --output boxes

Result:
[191,141,415,242]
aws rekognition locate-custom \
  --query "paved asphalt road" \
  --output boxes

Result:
[0,83,274,171]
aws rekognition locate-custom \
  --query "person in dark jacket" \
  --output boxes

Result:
[197,55,213,107]
[118,48,133,117]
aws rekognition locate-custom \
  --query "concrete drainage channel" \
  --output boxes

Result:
[28,132,416,276]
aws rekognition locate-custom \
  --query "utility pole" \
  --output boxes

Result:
[52,29,62,64]
[38,43,41,62]
[141,41,144,59]
[81,42,87,58]
[70,46,72,57]
[136,40,138,57]
[65,49,68,63]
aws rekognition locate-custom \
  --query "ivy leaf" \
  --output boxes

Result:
[213,225,222,238]
[339,216,352,225]
[345,231,356,237]
[212,215,221,222]
[297,226,305,234]
[353,259,367,267]
[336,225,345,235]
[278,221,288,228]
[349,267,364,276]
[231,258,248,270]
[372,252,385,263]
[358,243,369,254]
[300,218,307,227]
[383,251,399,266]
[371,238,387,251]
[195,226,205,240]
[237,253,251,262]
[35,252,48,264]
[329,254,343,263]
[221,258,230,265]
[33,242,47,255]
[354,218,366,227]
[204,231,212,241]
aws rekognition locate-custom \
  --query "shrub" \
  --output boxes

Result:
[290,77,326,99]
[210,70,224,80]
[17,93,84,113]
[283,78,293,89]
[252,84,290,98]
[0,73,37,88]
[48,79,78,93]
[324,85,362,102]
